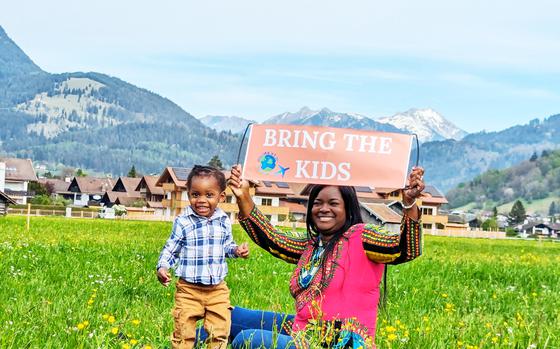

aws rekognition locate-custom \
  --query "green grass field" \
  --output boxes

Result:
[1,216,559,349]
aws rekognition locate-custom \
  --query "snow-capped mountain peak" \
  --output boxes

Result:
[377,108,467,142]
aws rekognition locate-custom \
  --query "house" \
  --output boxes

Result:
[417,185,449,233]
[0,190,16,215]
[519,222,560,238]
[360,202,403,233]
[59,177,115,206]
[135,175,165,216]
[445,214,469,232]
[100,177,142,207]
[38,178,72,199]
[0,158,38,204]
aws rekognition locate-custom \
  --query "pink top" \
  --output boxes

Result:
[290,225,384,341]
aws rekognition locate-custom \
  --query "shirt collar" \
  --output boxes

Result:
[185,205,227,220]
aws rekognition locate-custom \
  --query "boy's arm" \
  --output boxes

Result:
[223,217,238,258]
[156,218,184,270]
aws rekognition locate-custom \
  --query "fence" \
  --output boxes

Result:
[428,229,506,239]
[8,207,99,219]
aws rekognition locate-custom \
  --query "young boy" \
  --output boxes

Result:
[157,165,249,349]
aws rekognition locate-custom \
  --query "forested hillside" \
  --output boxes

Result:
[447,149,560,209]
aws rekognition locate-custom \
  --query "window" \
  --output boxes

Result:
[278,214,287,222]
[422,207,434,216]
[261,198,273,206]
[225,195,234,203]
[422,223,433,230]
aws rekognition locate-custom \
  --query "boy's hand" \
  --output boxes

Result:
[157,268,171,287]
[235,242,249,259]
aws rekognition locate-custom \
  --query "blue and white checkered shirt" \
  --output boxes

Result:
[157,206,237,285]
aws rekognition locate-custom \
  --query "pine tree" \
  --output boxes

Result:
[509,200,526,225]
[493,206,498,217]
[208,155,224,170]
[529,152,538,162]
[76,168,87,177]
[549,201,557,216]
[127,165,137,178]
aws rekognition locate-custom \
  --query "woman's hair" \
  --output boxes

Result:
[186,165,227,192]
[305,185,363,270]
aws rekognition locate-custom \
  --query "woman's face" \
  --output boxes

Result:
[311,186,347,238]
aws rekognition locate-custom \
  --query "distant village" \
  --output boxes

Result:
[1,156,558,239]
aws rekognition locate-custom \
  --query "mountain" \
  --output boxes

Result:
[377,108,467,142]
[0,26,239,175]
[199,115,256,133]
[264,106,402,133]
[445,148,560,214]
[421,115,560,192]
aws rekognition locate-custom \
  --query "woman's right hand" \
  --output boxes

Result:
[228,164,251,198]
[228,165,255,217]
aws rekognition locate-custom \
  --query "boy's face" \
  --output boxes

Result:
[188,175,225,217]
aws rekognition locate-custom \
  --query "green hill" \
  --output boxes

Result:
[447,149,560,214]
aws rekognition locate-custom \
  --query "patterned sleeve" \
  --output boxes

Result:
[361,213,422,264]
[238,206,309,264]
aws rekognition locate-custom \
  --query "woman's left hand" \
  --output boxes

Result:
[402,166,425,205]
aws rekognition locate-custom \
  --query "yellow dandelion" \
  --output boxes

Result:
[83,320,89,326]
[387,333,397,341]
[422,316,429,322]
[111,327,119,335]
[130,339,138,345]
[122,344,130,349]
[131,319,141,326]
[457,340,464,347]
[441,293,448,298]
[531,292,537,297]
[77,323,85,330]
[491,337,498,343]
[108,315,116,324]
[87,299,94,305]
[102,314,109,320]
[385,325,396,333]
[145,346,152,349]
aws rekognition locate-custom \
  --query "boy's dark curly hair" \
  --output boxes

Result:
[186,165,227,192]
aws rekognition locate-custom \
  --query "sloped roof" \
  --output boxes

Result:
[73,177,115,194]
[136,175,165,195]
[1,157,38,182]
[147,201,164,209]
[156,167,189,188]
[280,199,307,214]
[38,178,71,193]
[115,196,144,206]
[360,202,402,224]
[115,177,142,193]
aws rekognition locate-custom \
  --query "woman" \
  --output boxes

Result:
[227,164,425,349]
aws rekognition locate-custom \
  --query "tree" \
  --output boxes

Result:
[76,168,87,177]
[509,200,526,225]
[529,152,538,162]
[44,171,54,179]
[549,201,558,216]
[28,182,48,196]
[208,155,224,170]
[127,165,137,178]
[492,206,498,218]
[482,218,498,231]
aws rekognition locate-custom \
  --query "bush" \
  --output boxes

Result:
[30,195,52,205]
[506,227,518,237]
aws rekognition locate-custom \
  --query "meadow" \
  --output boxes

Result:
[0,216,559,349]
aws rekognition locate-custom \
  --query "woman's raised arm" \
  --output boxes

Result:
[228,165,308,264]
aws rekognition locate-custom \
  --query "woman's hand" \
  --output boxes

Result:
[228,165,255,217]
[402,166,425,205]
[228,165,251,198]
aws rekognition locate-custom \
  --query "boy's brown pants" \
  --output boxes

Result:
[172,279,231,349]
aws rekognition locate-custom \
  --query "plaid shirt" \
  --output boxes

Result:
[157,206,237,285]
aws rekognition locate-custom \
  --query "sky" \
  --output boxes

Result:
[1,0,559,133]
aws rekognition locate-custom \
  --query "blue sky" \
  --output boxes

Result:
[1,0,559,132]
